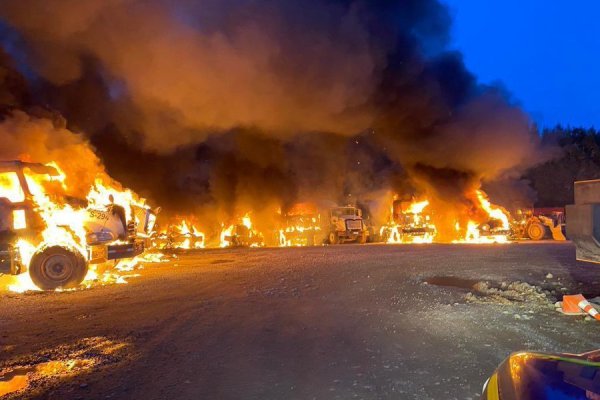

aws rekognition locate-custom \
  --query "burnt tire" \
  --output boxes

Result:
[29,246,88,290]
[328,232,339,245]
[527,221,547,241]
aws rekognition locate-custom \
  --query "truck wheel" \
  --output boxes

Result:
[328,232,339,245]
[527,221,546,241]
[357,232,367,244]
[29,246,88,290]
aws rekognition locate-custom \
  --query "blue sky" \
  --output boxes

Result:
[442,0,600,128]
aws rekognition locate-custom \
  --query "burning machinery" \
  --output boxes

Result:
[380,199,436,244]
[0,161,157,290]
[279,203,322,247]
[154,220,205,250]
[220,214,264,248]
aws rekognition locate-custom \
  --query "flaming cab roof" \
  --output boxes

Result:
[286,202,319,216]
[0,161,59,176]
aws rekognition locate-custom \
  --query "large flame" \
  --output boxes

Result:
[453,190,511,244]
[220,213,263,248]
[155,219,205,250]
[381,190,512,244]
[279,204,321,247]
[0,161,154,292]
[381,198,436,244]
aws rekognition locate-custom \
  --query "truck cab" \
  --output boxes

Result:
[279,202,322,247]
[0,161,156,290]
[327,206,368,244]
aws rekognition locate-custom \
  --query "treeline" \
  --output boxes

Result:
[527,126,600,207]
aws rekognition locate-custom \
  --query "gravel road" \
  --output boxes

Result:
[1,242,600,399]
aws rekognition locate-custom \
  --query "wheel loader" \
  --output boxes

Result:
[512,208,566,241]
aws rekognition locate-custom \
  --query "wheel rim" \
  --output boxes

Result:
[529,225,542,239]
[41,254,72,282]
[329,233,335,243]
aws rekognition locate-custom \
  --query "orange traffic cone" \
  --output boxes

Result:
[562,294,587,314]
[578,298,600,321]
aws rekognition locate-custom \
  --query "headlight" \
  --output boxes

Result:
[12,209,26,230]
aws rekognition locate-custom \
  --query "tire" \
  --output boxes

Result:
[328,231,339,245]
[357,232,367,244]
[29,246,88,290]
[527,221,546,241]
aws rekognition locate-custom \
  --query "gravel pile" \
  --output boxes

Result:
[466,281,550,305]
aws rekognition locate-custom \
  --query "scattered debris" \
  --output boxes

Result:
[545,273,553,279]
[465,281,549,305]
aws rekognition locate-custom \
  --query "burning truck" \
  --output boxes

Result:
[220,213,264,248]
[380,198,436,244]
[278,203,368,246]
[0,161,157,290]
[278,203,322,247]
[153,220,205,250]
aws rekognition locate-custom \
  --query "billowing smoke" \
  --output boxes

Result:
[0,0,553,237]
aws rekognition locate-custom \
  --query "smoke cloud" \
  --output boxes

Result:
[0,0,554,232]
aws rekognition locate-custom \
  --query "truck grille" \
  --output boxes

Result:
[345,219,362,231]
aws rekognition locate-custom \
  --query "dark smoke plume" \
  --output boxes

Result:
[0,0,553,233]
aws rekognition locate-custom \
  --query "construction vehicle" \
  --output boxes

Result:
[279,203,322,246]
[220,214,264,248]
[221,223,263,247]
[567,179,600,262]
[512,208,566,241]
[380,199,436,243]
[153,222,204,250]
[327,206,368,244]
[0,161,157,290]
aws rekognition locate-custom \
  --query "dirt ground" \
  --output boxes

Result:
[1,242,600,399]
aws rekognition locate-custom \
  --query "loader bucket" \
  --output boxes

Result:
[567,179,600,263]
[549,224,566,241]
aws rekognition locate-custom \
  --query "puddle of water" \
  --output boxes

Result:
[0,366,33,396]
[0,337,127,397]
[424,276,479,290]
